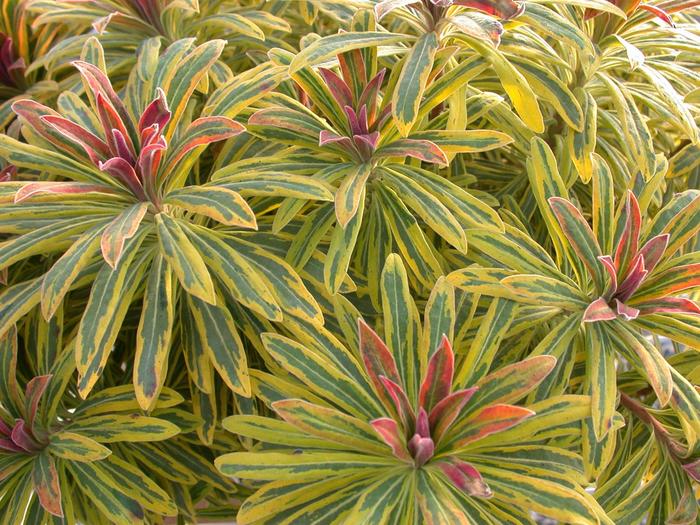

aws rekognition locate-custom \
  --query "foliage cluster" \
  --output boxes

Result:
[0,0,699,523]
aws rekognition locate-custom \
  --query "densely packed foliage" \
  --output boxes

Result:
[0,0,698,523]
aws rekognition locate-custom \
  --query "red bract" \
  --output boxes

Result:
[549,192,700,323]
[11,60,243,208]
[585,0,675,25]
[359,320,531,497]
[0,34,25,89]
[250,49,448,167]
[316,65,389,162]
[0,375,51,455]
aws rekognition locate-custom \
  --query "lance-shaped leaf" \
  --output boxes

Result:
[49,432,112,462]
[585,323,617,440]
[407,129,512,154]
[76,234,147,398]
[611,322,673,406]
[273,399,388,455]
[583,297,617,322]
[379,167,466,252]
[215,451,396,481]
[165,116,244,169]
[630,263,700,304]
[33,452,63,517]
[374,138,448,165]
[359,319,402,403]
[99,455,177,516]
[188,295,251,397]
[549,197,606,293]
[393,32,439,136]
[325,191,365,294]
[437,459,493,498]
[14,181,118,203]
[371,417,413,462]
[186,227,283,321]
[41,114,111,162]
[24,375,51,431]
[429,387,479,444]
[155,213,216,304]
[452,404,535,449]
[0,135,106,184]
[68,414,179,443]
[100,202,149,268]
[165,186,256,228]
[335,163,372,227]
[418,336,454,411]
[375,0,420,20]
[163,39,225,136]
[472,356,556,407]
[134,255,174,410]
[449,13,504,46]
[501,274,589,309]
[380,376,416,431]
[318,67,354,109]
[41,224,105,320]
[635,297,700,316]
[289,32,404,73]
[68,461,145,524]
[99,157,145,199]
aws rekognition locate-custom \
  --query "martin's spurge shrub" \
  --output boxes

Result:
[0,0,698,523]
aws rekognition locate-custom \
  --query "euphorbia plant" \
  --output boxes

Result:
[244,41,509,301]
[0,325,185,524]
[216,256,610,524]
[451,140,699,444]
[0,0,699,523]
[0,37,323,410]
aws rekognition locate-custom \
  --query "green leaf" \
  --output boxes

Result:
[0,278,43,338]
[393,32,439,136]
[100,203,149,269]
[325,188,365,294]
[49,432,112,462]
[165,186,256,228]
[68,461,145,525]
[501,274,588,309]
[76,233,148,398]
[289,32,404,73]
[476,465,607,524]
[163,39,225,135]
[380,253,419,400]
[187,294,251,397]
[215,450,396,481]
[68,414,180,443]
[272,399,388,455]
[335,163,372,227]
[407,130,513,154]
[134,254,175,411]
[380,168,466,252]
[376,185,443,288]
[464,39,544,133]
[549,197,606,294]
[98,455,177,516]
[155,213,216,304]
[0,134,107,184]
[186,226,283,321]
[567,90,597,183]
[585,323,617,440]
[226,236,324,325]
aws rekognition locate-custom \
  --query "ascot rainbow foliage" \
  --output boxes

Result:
[216,256,608,525]
[0,0,699,523]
